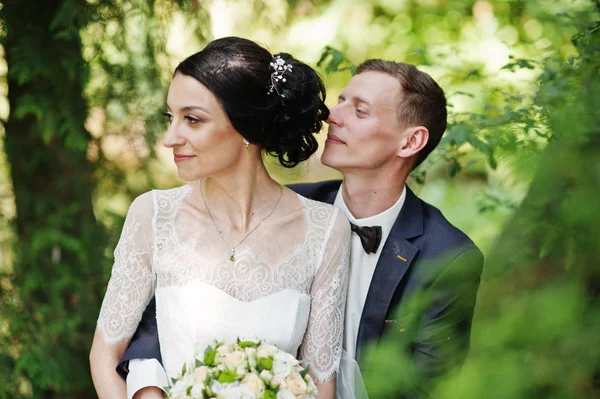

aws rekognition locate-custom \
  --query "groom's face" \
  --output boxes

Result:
[321,71,410,173]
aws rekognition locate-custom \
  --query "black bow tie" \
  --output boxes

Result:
[350,223,382,254]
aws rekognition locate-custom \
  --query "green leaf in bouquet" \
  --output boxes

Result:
[263,389,277,399]
[299,365,309,378]
[204,375,216,397]
[186,385,193,396]
[204,347,217,366]
[218,369,238,383]
[256,357,273,372]
[238,340,259,349]
[196,358,204,368]
[182,362,187,375]
[205,383,215,398]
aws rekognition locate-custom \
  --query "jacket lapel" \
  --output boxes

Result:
[355,187,424,362]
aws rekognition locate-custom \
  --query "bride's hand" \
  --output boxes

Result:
[133,387,166,399]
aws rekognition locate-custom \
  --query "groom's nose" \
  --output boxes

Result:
[326,103,342,126]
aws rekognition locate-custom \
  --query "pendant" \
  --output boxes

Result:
[229,247,235,262]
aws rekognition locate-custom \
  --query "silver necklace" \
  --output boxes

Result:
[200,183,284,262]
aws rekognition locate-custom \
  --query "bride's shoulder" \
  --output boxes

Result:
[297,196,350,234]
[298,195,336,214]
[128,184,192,216]
[152,183,193,200]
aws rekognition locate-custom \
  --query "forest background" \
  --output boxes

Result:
[0,0,598,398]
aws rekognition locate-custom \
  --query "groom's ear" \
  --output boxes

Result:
[397,126,429,159]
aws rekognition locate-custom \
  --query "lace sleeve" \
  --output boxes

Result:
[300,209,350,383]
[97,191,156,345]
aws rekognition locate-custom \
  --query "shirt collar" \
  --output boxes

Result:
[334,184,406,240]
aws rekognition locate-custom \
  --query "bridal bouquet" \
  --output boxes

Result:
[166,338,318,399]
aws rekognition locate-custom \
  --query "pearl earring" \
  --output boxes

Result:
[244,139,250,150]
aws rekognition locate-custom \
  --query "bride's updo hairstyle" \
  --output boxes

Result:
[175,36,329,168]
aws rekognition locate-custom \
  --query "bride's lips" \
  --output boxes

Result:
[326,133,346,145]
[174,154,196,163]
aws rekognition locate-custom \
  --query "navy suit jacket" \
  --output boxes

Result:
[118,180,483,395]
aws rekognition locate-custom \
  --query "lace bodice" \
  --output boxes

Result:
[97,183,350,382]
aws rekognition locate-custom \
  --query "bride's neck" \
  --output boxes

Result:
[199,161,280,232]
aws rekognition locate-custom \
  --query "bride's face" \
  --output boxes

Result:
[163,73,246,181]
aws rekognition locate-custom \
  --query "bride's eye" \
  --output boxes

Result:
[185,115,202,125]
[162,112,173,124]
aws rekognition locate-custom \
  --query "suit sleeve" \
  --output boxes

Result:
[411,248,484,381]
[116,297,162,379]
[364,247,484,399]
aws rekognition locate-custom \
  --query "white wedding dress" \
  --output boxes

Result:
[97,182,350,385]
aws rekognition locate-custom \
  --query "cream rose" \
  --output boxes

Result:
[222,350,246,370]
[242,373,265,394]
[192,366,211,384]
[270,375,287,389]
[285,374,308,397]
[257,344,278,358]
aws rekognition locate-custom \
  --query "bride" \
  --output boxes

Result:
[89,37,350,399]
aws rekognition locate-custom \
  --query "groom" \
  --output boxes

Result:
[121,59,483,398]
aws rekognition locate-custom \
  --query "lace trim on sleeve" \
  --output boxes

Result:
[96,193,156,345]
[300,206,351,383]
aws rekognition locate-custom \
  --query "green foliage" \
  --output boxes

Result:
[0,0,597,397]
[0,1,106,397]
[362,3,600,398]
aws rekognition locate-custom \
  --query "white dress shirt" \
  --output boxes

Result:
[333,184,406,360]
[126,358,168,399]
[127,184,406,397]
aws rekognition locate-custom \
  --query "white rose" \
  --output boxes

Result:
[242,373,265,394]
[272,352,298,377]
[213,383,255,399]
[276,389,297,399]
[192,366,211,384]
[259,369,273,382]
[285,374,308,397]
[257,344,278,358]
[217,342,235,356]
[245,347,257,359]
[270,375,287,389]
[245,347,257,368]
[217,363,226,371]
[190,384,204,398]
[223,350,246,370]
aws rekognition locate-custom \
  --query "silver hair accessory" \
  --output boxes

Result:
[268,55,293,97]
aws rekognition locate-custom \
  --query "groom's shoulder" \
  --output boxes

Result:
[416,194,480,255]
[287,179,342,201]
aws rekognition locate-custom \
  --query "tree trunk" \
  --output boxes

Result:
[2,1,105,396]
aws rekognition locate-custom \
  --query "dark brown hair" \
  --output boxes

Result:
[176,37,329,168]
[356,59,447,169]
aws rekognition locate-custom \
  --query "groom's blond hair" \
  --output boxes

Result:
[356,60,447,169]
